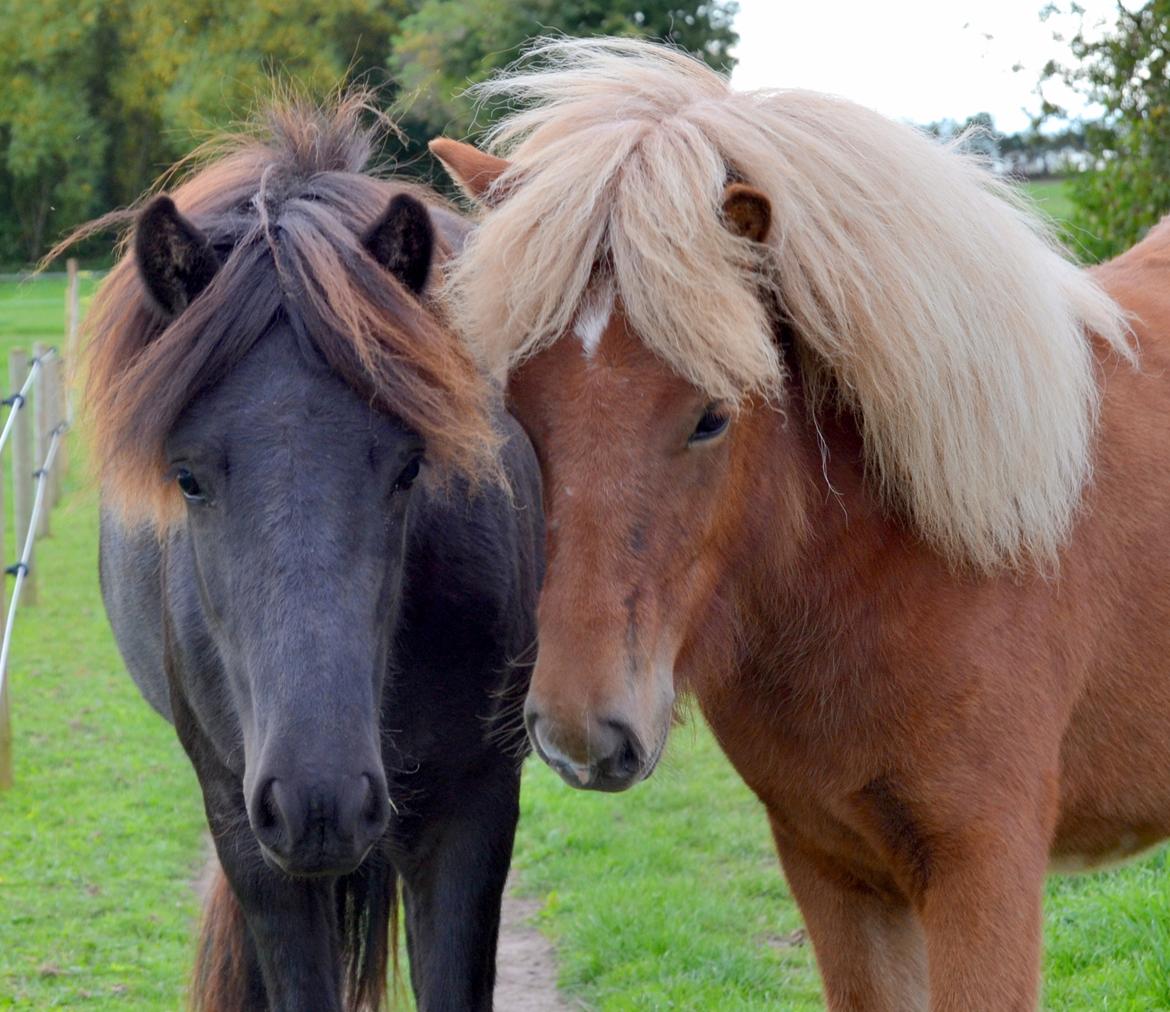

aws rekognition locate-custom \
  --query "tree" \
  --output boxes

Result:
[0,0,109,262]
[389,0,739,154]
[0,0,740,264]
[1041,1,1170,260]
[0,0,408,264]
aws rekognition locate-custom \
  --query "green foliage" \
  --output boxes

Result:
[0,1,738,267]
[0,0,406,266]
[389,1,739,146]
[0,1,108,263]
[1042,1,1170,261]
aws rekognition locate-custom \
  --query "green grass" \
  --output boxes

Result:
[0,277,207,1009]
[514,724,821,1010]
[0,486,206,1009]
[1023,178,1077,225]
[2,273,1169,1010]
[0,276,100,345]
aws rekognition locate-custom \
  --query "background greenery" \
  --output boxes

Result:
[1,253,1169,1008]
[0,0,738,267]
[6,2,1170,270]
[1040,1,1170,260]
[0,276,208,1009]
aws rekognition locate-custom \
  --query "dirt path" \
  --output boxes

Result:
[495,875,575,1011]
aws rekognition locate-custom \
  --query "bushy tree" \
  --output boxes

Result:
[389,1,739,156]
[0,0,109,262]
[0,0,739,265]
[0,0,407,263]
[1041,1,1170,261]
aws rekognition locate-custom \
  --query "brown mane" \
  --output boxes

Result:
[76,92,497,526]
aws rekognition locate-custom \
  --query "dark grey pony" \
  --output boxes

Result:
[84,98,541,1011]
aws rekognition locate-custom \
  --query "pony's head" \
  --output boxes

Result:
[434,37,1131,791]
[87,94,496,873]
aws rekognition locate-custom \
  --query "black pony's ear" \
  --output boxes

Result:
[362,193,434,295]
[135,195,220,317]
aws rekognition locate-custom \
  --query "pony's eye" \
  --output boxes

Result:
[393,456,423,493]
[689,405,731,445]
[176,468,205,501]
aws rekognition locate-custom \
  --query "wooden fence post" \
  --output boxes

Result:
[11,351,35,607]
[32,344,50,540]
[65,260,79,346]
[47,356,63,508]
[64,259,80,426]
[57,356,67,502]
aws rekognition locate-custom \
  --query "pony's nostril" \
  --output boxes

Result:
[616,738,640,778]
[361,774,384,828]
[254,778,278,830]
[599,719,644,783]
[250,777,289,854]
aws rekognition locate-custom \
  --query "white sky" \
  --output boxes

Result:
[730,0,1122,133]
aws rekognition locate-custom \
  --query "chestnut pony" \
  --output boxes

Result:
[432,38,1170,1011]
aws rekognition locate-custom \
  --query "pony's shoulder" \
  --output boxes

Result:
[1093,216,1170,323]
[1097,216,1170,277]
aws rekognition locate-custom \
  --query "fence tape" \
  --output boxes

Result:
[0,422,66,699]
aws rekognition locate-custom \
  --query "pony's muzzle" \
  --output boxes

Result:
[248,769,390,876]
[525,708,649,792]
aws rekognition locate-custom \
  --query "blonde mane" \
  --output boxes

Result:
[448,36,1132,570]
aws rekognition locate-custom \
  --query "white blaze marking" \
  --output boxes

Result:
[574,282,614,357]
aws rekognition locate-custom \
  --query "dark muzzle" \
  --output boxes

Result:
[248,768,390,876]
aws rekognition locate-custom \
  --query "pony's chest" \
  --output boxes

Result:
[696,662,927,895]
[704,713,908,893]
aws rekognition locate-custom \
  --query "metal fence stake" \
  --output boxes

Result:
[11,351,35,607]
[0,441,8,790]
[0,335,70,788]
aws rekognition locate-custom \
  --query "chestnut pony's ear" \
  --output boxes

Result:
[135,195,220,317]
[363,193,435,295]
[429,138,512,205]
[722,183,772,243]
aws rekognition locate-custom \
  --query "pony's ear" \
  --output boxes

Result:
[362,193,435,295]
[135,195,220,317]
[429,138,512,205]
[722,183,772,243]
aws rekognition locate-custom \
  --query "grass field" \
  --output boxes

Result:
[0,277,208,1009]
[1023,177,1078,223]
[3,222,1170,1011]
